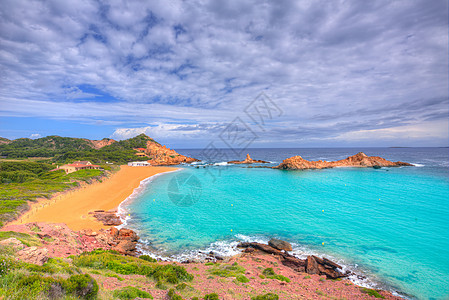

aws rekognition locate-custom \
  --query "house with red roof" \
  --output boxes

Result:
[56,161,100,174]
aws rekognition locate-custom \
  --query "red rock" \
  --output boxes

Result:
[268,238,293,251]
[228,154,269,164]
[306,256,319,274]
[143,135,198,165]
[113,240,137,255]
[17,246,49,265]
[118,228,139,242]
[274,152,413,170]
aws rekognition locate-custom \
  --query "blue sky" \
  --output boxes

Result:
[0,0,448,148]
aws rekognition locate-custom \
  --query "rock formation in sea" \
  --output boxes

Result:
[228,153,269,164]
[274,152,413,170]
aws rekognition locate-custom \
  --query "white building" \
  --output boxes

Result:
[128,161,151,167]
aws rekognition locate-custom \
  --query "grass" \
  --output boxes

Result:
[252,293,279,300]
[360,287,385,298]
[261,268,290,283]
[0,161,109,227]
[113,286,153,299]
[72,249,193,287]
[235,274,250,283]
[0,231,41,247]
[208,262,245,277]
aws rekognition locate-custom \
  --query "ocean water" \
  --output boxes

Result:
[120,148,449,300]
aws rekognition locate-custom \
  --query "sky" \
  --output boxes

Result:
[0,0,448,148]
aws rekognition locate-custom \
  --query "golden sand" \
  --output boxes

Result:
[10,166,178,231]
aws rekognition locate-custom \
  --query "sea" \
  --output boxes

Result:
[118,147,449,300]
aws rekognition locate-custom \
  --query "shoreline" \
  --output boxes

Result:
[116,168,182,228]
[8,165,178,231]
[1,165,408,299]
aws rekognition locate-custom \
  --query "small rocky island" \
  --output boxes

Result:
[228,153,269,164]
[274,152,413,170]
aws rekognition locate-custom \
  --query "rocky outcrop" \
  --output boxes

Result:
[143,137,198,166]
[17,246,49,265]
[228,154,269,164]
[0,237,25,250]
[237,241,347,279]
[87,138,116,149]
[274,152,413,170]
[88,210,122,226]
[268,238,293,251]
[1,222,140,258]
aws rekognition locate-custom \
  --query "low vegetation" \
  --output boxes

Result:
[360,287,385,298]
[261,268,290,283]
[207,262,246,278]
[112,286,153,299]
[252,293,279,300]
[0,161,109,227]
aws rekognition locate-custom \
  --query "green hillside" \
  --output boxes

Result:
[0,134,155,164]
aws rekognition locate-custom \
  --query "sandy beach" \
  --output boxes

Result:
[9,166,178,231]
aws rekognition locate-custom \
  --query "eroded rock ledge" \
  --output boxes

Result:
[274,152,413,170]
[238,240,349,279]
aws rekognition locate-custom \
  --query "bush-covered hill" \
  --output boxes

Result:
[0,134,156,164]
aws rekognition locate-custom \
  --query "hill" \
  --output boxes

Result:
[0,134,196,165]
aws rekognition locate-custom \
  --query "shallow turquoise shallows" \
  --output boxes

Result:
[122,148,449,300]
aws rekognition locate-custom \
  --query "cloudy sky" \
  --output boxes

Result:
[0,0,447,148]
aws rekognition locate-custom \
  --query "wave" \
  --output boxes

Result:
[411,163,425,167]
[213,162,228,166]
[135,233,400,297]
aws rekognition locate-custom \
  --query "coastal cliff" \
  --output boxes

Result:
[274,152,413,170]
[144,138,198,165]
[228,153,269,164]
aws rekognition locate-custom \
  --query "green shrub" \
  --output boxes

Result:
[251,293,279,300]
[204,293,219,300]
[113,286,153,299]
[261,268,290,282]
[167,288,184,300]
[360,287,385,298]
[64,274,99,299]
[208,263,245,277]
[152,264,194,284]
[139,255,157,262]
[262,268,275,276]
[236,274,250,283]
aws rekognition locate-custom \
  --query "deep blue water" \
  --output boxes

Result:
[120,148,449,300]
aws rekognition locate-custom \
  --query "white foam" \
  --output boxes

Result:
[213,162,228,166]
[411,163,425,167]
[116,168,182,229]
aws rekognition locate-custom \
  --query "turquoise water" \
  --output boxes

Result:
[122,148,449,300]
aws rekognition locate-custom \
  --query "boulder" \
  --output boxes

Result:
[113,240,137,255]
[117,228,139,242]
[17,246,49,265]
[305,256,319,274]
[89,210,122,226]
[268,238,293,251]
[0,237,25,250]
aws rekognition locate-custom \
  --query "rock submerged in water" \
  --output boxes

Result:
[274,152,413,170]
[268,238,293,251]
[88,210,122,226]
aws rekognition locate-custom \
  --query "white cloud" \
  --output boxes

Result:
[0,0,447,146]
[30,133,42,139]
